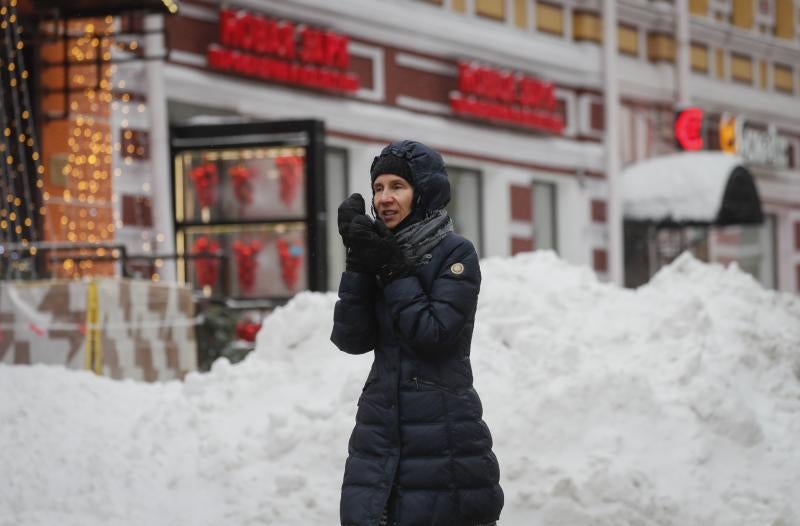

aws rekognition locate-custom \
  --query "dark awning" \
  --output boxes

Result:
[32,0,177,17]
[622,152,763,226]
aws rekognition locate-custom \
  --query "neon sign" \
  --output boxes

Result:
[449,62,564,134]
[207,8,359,93]
[674,107,704,151]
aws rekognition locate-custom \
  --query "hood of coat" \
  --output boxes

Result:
[371,140,451,216]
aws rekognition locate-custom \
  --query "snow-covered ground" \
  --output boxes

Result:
[2,252,799,526]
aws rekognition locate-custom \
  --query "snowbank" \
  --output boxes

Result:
[1,252,799,526]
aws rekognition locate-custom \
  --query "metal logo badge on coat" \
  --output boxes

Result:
[450,262,464,275]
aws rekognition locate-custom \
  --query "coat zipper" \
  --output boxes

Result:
[411,376,454,393]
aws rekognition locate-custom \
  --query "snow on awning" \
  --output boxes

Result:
[622,152,764,226]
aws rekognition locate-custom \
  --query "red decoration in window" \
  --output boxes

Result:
[233,240,262,293]
[192,236,221,289]
[277,238,304,291]
[228,164,255,206]
[189,162,220,208]
[275,155,304,206]
[235,319,262,342]
[675,107,705,151]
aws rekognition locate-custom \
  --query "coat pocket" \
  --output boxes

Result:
[409,376,456,393]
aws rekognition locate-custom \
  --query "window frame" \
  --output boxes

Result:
[446,165,485,257]
[531,179,558,253]
[324,146,350,290]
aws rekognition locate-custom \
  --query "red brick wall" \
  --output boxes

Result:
[122,195,153,227]
[511,236,535,255]
[510,184,533,222]
[121,128,150,161]
[590,101,604,131]
[794,222,800,250]
[593,248,608,273]
[591,199,607,223]
[796,264,800,292]
[349,55,374,90]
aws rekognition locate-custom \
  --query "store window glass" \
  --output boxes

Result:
[533,181,557,251]
[172,121,327,300]
[711,215,777,288]
[624,216,778,289]
[446,167,482,256]
[177,146,307,223]
[181,223,307,298]
[326,148,348,290]
[174,145,309,299]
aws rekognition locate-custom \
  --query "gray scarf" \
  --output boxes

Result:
[392,209,453,267]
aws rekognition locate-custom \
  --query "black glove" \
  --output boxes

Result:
[348,216,414,283]
[337,193,365,248]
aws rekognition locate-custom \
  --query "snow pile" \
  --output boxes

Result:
[2,252,800,526]
[475,252,800,525]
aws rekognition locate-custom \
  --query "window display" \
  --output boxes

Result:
[176,146,307,223]
[171,120,326,301]
[180,223,307,298]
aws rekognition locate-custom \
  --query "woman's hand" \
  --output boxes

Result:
[337,193,366,248]
[348,217,414,283]
[337,194,376,273]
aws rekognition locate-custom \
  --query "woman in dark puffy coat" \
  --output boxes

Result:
[331,140,503,526]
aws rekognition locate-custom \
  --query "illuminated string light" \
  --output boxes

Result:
[0,0,50,252]
[19,13,162,276]
[44,17,117,278]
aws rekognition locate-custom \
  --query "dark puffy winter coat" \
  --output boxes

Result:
[331,141,503,526]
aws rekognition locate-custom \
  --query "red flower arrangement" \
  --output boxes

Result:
[192,236,221,289]
[189,162,220,209]
[275,155,303,206]
[277,238,304,291]
[228,164,255,206]
[232,240,263,293]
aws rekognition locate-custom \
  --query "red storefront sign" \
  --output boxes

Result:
[674,107,704,151]
[450,62,564,134]
[207,8,359,93]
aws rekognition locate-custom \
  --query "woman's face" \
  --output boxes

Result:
[373,174,414,230]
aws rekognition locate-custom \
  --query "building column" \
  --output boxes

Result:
[676,0,691,106]
[145,14,176,280]
[603,0,624,285]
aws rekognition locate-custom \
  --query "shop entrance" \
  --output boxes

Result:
[624,219,777,289]
[622,152,768,288]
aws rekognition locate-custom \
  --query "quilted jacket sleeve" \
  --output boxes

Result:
[330,271,378,355]
[382,237,480,356]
